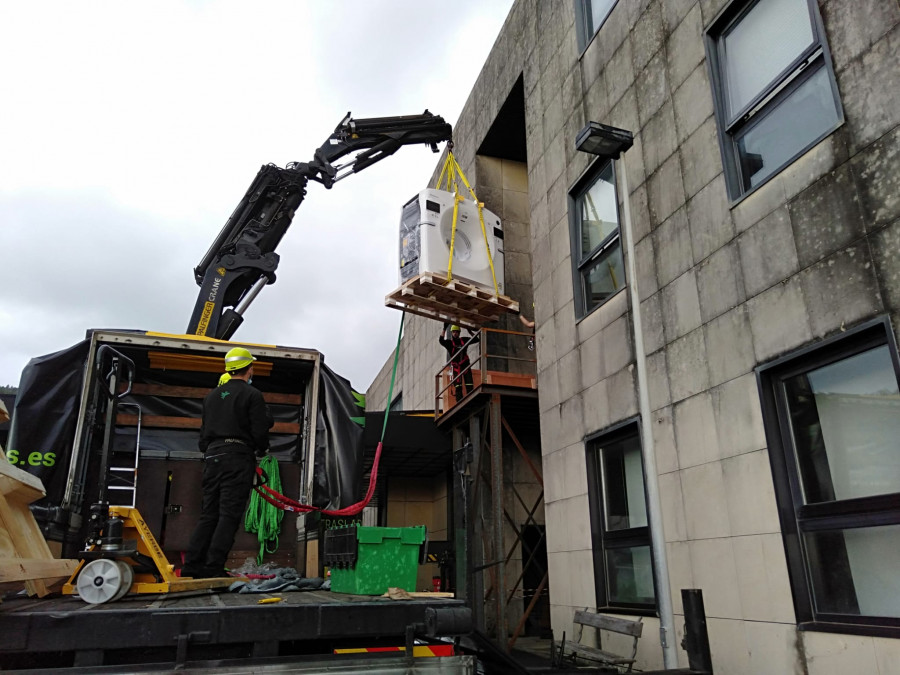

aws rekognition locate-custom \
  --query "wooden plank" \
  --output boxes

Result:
[123,383,301,406]
[0,465,56,597]
[483,372,537,389]
[116,414,299,435]
[567,642,634,665]
[396,284,505,317]
[0,557,78,583]
[408,281,514,313]
[422,276,517,307]
[0,464,46,502]
[385,273,519,328]
[387,292,506,326]
[385,299,481,330]
[147,352,274,376]
[574,610,643,637]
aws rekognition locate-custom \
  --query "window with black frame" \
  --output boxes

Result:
[586,422,656,612]
[758,318,900,634]
[569,160,625,318]
[574,0,619,52]
[706,0,843,199]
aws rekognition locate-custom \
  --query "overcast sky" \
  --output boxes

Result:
[0,1,514,392]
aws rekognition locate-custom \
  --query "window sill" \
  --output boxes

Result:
[575,286,627,326]
[798,621,900,640]
[596,606,659,618]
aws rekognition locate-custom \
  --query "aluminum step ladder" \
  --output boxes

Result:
[107,402,142,507]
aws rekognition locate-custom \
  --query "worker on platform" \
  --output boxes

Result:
[439,324,480,402]
[183,347,273,578]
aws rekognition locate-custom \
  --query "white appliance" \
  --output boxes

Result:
[398,188,505,294]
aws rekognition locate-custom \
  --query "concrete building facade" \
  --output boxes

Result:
[368,1,900,672]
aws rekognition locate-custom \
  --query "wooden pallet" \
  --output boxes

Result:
[385,274,519,328]
[0,456,78,597]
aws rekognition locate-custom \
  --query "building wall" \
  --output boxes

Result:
[369,0,900,672]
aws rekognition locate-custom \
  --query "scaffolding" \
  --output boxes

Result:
[437,328,547,648]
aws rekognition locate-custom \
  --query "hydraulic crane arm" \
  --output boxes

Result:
[187,110,452,340]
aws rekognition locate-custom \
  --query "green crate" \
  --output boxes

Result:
[329,526,426,595]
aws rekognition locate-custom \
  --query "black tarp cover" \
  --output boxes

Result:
[7,339,364,513]
[7,340,90,505]
[313,364,365,510]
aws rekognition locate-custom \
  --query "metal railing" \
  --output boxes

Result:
[434,327,537,417]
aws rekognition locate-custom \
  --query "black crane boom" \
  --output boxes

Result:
[187,110,452,340]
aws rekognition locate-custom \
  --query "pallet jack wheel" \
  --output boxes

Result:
[76,558,134,604]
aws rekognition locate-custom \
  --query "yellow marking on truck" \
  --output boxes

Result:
[196,301,215,336]
[144,331,278,348]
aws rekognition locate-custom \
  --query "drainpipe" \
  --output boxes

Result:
[618,159,678,669]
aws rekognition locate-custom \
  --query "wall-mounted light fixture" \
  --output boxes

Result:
[574,121,634,159]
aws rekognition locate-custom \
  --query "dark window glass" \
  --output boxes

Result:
[707,0,842,199]
[758,319,900,634]
[586,423,656,611]
[605,545,655,606]
[578,163,619,257]
[804,525,900,619]
[783,346,900,504]
[600,434,648,531]
[582,245,625,310]
[735,66,841,190]
[722,0,814,116]
[570,160,624,317]
[574,0,618,52]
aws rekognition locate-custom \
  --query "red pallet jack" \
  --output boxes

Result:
[62,345,239,604]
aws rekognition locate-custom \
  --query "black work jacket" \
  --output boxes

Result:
[199,379,273,456]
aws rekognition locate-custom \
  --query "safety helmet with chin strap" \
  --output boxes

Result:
[224,347,256,372]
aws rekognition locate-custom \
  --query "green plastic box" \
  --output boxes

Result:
[329,526,426,595]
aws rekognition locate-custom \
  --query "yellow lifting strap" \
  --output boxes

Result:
[435,151,501,297]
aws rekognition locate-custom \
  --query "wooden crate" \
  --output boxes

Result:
[0,456,77,597]
[385,273,519,328]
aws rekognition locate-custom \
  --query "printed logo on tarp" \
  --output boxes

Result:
[5,448,56,467]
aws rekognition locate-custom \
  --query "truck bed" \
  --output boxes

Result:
[0,588,464,670]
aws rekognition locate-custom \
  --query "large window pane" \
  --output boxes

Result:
[605,545,655,605]
[723,0,814,116]
[582,242,624,310]
[601,434,648,531]
[784,345,900,504]
[578,163,618,258]
[804,525,900,618]
[589,0,617,34]
[735,65,839,190]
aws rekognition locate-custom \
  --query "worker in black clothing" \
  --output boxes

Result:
[439,324,480,402]
[182,347,273,578]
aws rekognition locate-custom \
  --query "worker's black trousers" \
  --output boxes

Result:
[452,361,473,401]
[184,451,256,575]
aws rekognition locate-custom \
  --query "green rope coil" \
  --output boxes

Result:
[244,454,284,564]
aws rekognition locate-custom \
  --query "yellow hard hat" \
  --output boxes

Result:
[450,325,461,332]
[224,347,256,372]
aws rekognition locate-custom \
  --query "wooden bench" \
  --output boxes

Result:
[558,610,643,672]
